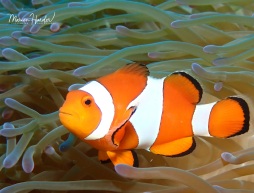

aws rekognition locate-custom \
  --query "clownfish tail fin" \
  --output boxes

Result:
[209,97,250,138]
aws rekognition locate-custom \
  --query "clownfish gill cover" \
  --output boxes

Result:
[1,0,254,193]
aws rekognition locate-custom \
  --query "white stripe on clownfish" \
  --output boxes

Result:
[128,76,166,150]
[192,102,216,137]
[79,81,115,140]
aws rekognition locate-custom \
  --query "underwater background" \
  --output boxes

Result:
[1,0,254,192]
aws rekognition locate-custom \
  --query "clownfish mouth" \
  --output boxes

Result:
[60,111,72,115]
[59,106,74,116]
[59,111,73,116]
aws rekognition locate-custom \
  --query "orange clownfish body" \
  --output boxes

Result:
[59,63,250,167]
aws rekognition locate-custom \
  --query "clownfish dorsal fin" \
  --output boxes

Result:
[107,150,139,167]
[97,63,148,111]
[98,63,149,85]
[115,63,149,77]
[166,71,203,104]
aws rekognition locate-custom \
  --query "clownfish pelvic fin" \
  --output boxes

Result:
[98,150,111,164]
[106,150,139,167]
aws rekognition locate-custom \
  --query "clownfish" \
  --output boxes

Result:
[59,63,250,167]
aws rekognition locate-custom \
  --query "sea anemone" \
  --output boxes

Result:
[1,0,254,192]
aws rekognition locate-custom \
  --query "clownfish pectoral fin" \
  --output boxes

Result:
[107,150,139,167]
[121,106,137,125]
[166,71,203,104]
[208,97,249,138]
[112,124,126,146]
[112,106,137,146]
[98,150,111,164]
[150,137,196,157]
[118,122,139,149]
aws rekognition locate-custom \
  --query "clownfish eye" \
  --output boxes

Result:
[84,99,92,105]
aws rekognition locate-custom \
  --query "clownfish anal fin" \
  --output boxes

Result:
[116,63,149,77]
[167,72,203,104]
[98,150,111,163]
[150,137,196,157]
[106,150,139,167]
